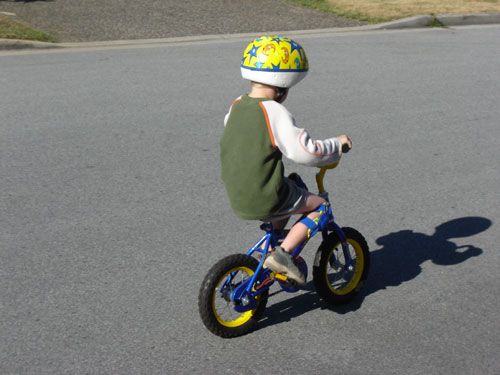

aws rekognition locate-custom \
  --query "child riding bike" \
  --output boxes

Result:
[220,35,352,286]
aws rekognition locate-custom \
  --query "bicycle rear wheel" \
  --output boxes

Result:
[198,254,268,338]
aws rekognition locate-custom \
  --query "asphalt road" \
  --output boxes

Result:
[1,26,500,374]
[0,0,365,42]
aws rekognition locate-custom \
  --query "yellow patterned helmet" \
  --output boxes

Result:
[241,36,309,88]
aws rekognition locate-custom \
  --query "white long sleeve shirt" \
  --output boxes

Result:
[224,97,342,167]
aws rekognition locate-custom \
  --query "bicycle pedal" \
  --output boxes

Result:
[270,272,300,290]
[272,273,288,281]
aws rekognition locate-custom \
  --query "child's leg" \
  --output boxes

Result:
[263,194,325,285]
[259,217,289,251]
[270,217,289,231]
[280,194,325,253]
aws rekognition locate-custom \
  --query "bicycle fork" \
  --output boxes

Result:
[329,221,355,271]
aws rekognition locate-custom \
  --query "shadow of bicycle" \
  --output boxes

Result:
[259,216,492,328]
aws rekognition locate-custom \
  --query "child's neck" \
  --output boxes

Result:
[248,85,276,100]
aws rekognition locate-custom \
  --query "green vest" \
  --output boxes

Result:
[220,95,288,220]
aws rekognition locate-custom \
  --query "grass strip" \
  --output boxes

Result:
[0,14,57,42]
[287,0,390,22]
[287,0,500,23]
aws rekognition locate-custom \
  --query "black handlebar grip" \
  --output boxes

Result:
[342,143,350,154]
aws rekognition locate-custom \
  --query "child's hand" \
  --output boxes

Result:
[337,135,352,153]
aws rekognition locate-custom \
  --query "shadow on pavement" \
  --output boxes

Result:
[259,216,492,329]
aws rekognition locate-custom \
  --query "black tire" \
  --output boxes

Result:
[313,227,370,305]
[198,254,268,338]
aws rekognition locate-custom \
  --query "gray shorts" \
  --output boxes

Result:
[260,177,309,222]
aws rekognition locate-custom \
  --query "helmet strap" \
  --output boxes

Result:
[275,87,289,103]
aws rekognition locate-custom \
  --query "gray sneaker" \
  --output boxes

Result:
[263,246,306,285]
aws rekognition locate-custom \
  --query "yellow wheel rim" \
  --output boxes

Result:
[212,266,260,328]
[325,238,365,296]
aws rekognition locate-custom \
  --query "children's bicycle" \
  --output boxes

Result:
[198,159,370,338]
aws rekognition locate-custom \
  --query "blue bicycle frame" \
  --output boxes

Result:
[226,199,353,313]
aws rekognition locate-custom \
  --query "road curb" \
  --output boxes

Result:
[1,13,500,51]
[0,38,62,50]
[436,12,500,26]
[370,15,434,29]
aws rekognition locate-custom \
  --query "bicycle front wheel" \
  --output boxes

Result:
[198,254,268,338]
[313,227,370,305]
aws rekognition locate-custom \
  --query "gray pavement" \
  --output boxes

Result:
[1,25,500,374]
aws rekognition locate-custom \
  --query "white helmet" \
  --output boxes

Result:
[240,36,309,88]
